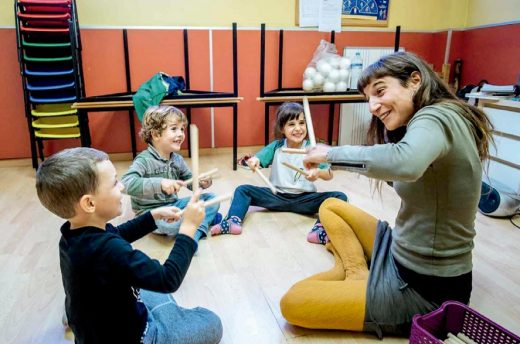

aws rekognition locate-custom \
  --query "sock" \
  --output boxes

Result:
[210,216,242,236]
[307,221,329,245]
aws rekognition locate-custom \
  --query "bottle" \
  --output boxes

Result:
[349,52,363,90]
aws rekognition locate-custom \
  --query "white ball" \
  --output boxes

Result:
[335,81,348,92]
[327,69,340,83]
[339,57,351,69]
[302,79,314,91]
[316,60,332,76]
[328,56,341,69]
[304,67,317,79]
[323,81,336,93]
[312,73,325,86]
[338,69,350,81]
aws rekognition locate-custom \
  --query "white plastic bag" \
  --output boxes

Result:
[302,40,351,92]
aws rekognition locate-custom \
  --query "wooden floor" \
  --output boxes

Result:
[1,147,519,344]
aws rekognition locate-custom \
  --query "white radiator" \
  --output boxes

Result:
[339,47,403,145]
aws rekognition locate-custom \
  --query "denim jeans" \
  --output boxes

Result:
[141,290,223,344]
[228,185,348,221]
[154,192,219,239]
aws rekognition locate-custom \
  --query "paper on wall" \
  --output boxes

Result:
[299,0,320,27]
[318,0,342,32]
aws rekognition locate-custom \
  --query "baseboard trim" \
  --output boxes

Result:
[0,145,266,168]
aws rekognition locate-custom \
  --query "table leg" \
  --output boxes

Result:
[79,110,91,147]
[233,103,238,170]
[328,103,335,144]
[128,110,137,158]
[264,104,270,145]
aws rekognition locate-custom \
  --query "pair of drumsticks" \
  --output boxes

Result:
[250,97,314,194]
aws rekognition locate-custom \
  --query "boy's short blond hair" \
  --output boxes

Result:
[36,147,109,219]
[139,106,187,145]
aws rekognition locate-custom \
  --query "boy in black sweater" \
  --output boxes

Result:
[36,147,222,344]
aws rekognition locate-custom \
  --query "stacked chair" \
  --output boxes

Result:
[14,0,89,168]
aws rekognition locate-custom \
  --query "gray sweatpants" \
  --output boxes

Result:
[141,290,223,344]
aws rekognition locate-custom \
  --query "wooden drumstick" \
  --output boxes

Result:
[177,193,232,216]
[281,147,307,154]
[281,161,310,176]
[303,96,316,147]
[253,167,278,194]
[189,124,199,193]
[185,168,219,185]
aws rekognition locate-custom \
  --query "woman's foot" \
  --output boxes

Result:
[210,216,243,235]
[306,221,329,245]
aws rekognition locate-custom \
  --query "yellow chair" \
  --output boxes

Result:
[28,103,84,164]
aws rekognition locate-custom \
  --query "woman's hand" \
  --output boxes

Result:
[303,144,331,169]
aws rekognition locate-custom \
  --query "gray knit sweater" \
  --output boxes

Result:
[327,103,482,277]
[122,145,192,215]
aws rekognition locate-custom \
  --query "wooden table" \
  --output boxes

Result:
[257,90,366,145]
[72,93,243,170]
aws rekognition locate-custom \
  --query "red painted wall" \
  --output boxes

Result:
[1,23,518,160]
[458,23,520,86]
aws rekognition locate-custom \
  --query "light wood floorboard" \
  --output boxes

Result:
[0,148,518,343]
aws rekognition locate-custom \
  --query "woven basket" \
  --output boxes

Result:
[409,301,520,344]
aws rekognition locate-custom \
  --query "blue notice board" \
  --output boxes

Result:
[342,0,389,26]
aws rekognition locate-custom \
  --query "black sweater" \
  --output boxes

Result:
[59,212,197,344]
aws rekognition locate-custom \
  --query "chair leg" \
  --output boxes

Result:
[26,116,39,169]
[29,135,38,169]
[37,139,45,163]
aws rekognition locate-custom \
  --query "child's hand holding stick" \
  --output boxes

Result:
[177,193,233,216]
[184,168,219,185]
[247,157,278,194]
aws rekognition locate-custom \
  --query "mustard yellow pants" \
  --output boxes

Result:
[280,198,378,331]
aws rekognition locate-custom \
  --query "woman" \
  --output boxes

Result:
[280,52,493,337]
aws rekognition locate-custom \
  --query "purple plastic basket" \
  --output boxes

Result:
[409,301,520,344]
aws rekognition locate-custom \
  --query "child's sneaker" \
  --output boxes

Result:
[237,154,262,170]
[306,221,329,245]
[237,154,253,170]
[210,216,242,235]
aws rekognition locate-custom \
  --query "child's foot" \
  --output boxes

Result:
[212,212,223,226]
[307,221,329,245]
[210,216,242,235]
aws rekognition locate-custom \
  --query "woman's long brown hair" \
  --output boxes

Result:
[357,52,493,161]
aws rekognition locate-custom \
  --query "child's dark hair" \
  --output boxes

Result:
[274,102,305,139]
